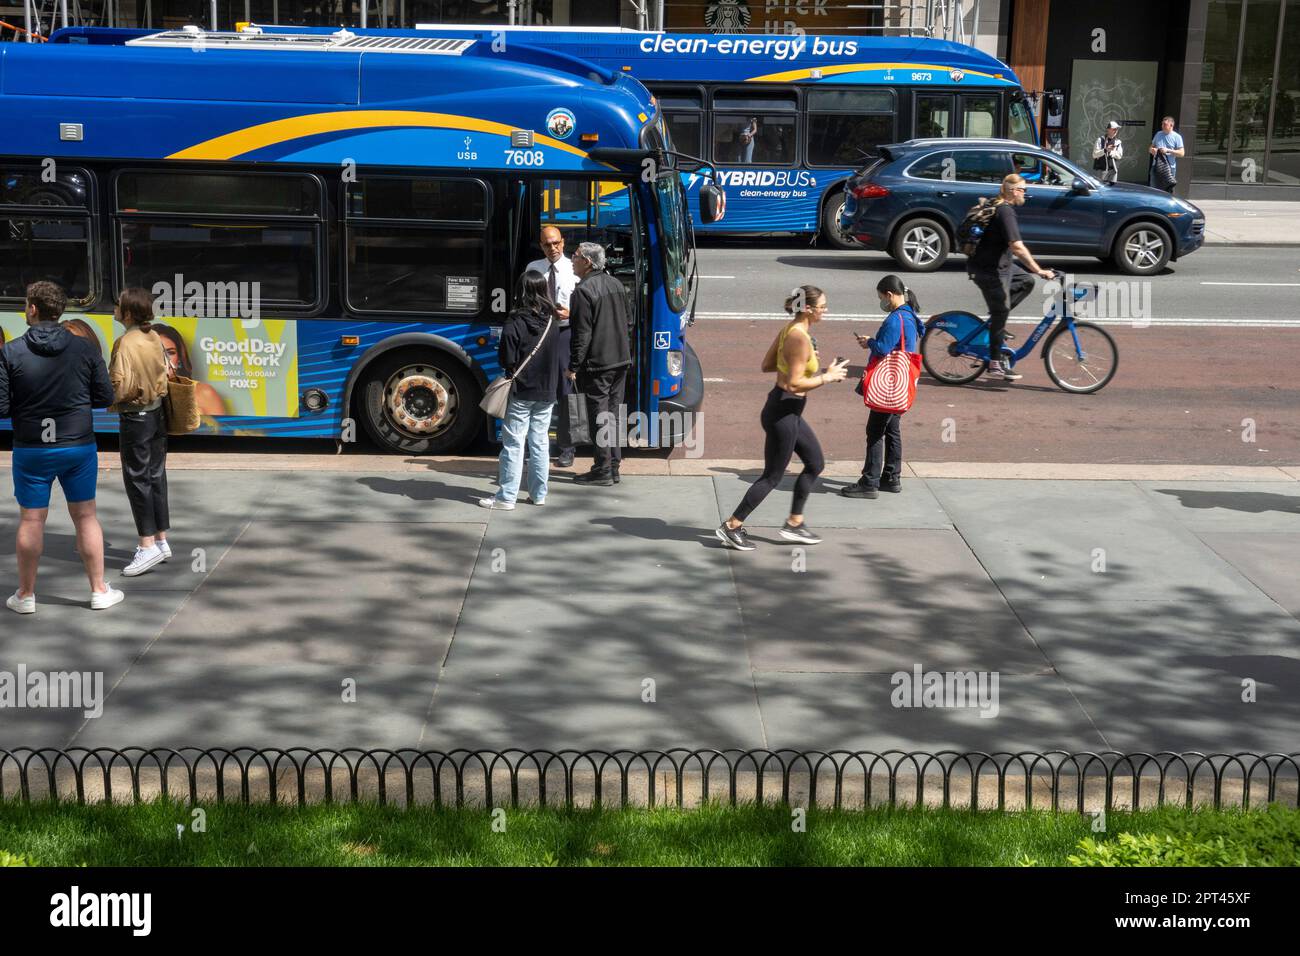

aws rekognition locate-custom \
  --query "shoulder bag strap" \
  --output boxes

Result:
[506,315,554,381]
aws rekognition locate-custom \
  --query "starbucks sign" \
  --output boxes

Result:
[705,0,752,33]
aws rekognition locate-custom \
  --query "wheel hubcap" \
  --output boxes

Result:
[904,228,940,265]
[1125,230,1164,269]
[384,366,454,437]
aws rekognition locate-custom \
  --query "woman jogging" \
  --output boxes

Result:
[716,285,848,552]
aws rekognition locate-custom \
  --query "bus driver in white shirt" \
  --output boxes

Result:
[527,226,579,468]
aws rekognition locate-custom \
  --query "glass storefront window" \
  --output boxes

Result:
[1268,0,1300,184]
[1230,0,1283,184]
[1194,0,1244,182]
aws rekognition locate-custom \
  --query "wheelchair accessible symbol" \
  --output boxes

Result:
[653,332,671,349]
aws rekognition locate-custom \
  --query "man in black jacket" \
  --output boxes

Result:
[1,281,122,613]
[566,242,632,486]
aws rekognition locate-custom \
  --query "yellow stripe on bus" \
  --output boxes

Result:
[167,110,593,161]
[745,62,1003,84]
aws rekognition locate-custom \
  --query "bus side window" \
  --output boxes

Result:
[712,91,797,166]
[0,165,95,308]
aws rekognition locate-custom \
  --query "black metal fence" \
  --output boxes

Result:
[2,748,1298,812]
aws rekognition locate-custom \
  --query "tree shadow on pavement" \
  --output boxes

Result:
[1153,489,1300,515]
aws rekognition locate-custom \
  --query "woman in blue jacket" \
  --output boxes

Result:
[842,275,925,499]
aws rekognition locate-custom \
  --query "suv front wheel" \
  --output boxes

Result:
[890,218,950,272]
[1112,222,1172,275]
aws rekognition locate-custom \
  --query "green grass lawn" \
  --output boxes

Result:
[3,800,1298,866]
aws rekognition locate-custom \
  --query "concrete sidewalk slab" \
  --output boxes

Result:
[421,477,766,750]
[1196,200,1300,245]
[710,473,953,529]
[730,529,1051,674]
[1195,533,1300,621]
[754,672,1106,753]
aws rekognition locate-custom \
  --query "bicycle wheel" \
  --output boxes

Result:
[921,323,985,385]
[1042,321,1118,393]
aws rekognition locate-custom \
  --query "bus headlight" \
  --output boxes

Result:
[666,350,683,377]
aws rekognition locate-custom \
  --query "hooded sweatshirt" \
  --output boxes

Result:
[498,305,560,402]
[0,321,114,447]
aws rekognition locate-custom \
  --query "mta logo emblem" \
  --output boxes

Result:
[705,0,751,34]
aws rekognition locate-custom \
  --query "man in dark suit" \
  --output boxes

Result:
[565,242,632,486]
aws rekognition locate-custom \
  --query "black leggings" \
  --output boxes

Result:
[731,388,825,522]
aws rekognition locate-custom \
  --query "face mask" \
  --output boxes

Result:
[879,296,892,311]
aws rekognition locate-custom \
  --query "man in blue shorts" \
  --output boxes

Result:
[1,281,122,613]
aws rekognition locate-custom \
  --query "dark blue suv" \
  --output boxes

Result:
[840,139,1206,275]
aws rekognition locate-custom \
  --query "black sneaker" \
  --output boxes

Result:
[840,482,879,499]
[574,469,613,486]
[715,523,756,551]
[780,522,822,544]
[880,482,902,494]
[556,449,575,468]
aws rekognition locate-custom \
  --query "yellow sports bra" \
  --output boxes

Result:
[776,323,819,377]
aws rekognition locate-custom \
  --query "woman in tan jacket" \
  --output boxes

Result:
[109,287,172,577]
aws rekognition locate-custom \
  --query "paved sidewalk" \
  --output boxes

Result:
[1194,200,1300,245]
[2,463,1298,756]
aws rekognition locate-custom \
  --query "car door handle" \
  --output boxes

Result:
[936,191,955,198]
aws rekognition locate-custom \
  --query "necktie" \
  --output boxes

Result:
[548,264,558,302]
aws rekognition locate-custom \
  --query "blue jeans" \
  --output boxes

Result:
[497,397,553,503]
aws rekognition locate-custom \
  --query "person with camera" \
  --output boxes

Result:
[1092,120,1124,183]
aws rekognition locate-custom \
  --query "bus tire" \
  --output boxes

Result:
[820,190,861,249]
[890,217,950,271]
[357,349,482,455]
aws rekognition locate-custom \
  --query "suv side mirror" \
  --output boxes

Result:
[1071,178,1092,194]
[699,182,726,223]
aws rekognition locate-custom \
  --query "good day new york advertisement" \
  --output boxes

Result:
[0,312,298,419]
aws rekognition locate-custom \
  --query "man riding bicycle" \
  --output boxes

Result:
[967,173,1055,381]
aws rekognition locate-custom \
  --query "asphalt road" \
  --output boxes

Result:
[685,242,1300,464]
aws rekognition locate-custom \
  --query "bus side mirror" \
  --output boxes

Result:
[699,183,726,223]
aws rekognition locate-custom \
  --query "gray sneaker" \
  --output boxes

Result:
[780,522,823,544]
[715,523,756,552]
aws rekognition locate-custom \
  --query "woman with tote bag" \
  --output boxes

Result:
[479,270,560,511]
[108,287,173,576]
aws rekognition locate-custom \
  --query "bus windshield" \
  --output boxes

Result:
[644,117,692,313]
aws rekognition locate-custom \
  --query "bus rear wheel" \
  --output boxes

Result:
[358,350,482,455]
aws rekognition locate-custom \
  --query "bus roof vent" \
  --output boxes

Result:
[126,30,474,55]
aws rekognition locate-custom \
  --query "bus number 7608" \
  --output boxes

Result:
[506,149,546,166]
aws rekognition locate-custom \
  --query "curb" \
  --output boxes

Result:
[2,451,1295,482]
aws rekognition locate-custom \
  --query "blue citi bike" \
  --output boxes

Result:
[920,270,1119,394]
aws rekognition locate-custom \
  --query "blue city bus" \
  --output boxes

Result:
[254,24,1036,248]
[0,26,714,453]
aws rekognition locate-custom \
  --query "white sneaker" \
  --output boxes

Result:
[123,545,166,577]
[158,539,172,561]
[477,497,515,511]
[6,591,35,615]
[90,586,125,611]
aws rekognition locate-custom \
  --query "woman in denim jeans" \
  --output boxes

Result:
[479,271,561,511]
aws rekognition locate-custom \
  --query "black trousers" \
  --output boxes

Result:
[861,410,902,488]
[732,388,825,522]
[119,406,170,538]
[578,364,628,473]
[969,263,1036,363]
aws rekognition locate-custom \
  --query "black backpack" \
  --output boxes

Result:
[957,197,1002,257]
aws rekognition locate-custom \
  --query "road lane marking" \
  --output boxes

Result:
[694,312,1300,327]
[1200,281,1300,287]
[698,275,737,279]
